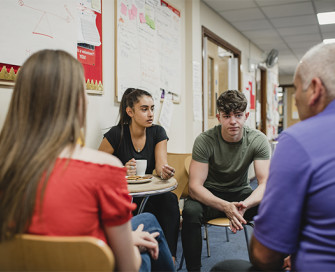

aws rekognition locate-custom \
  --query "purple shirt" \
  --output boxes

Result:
[254,99,335,271]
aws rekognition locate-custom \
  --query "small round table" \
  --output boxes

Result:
[128,176,178,213]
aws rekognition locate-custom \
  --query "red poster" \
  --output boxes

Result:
[249,81,255,110]
[77,47,95,66]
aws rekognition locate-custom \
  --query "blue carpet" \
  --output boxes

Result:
[175,225,253,271]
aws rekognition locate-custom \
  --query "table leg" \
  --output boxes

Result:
[137,196,149,214]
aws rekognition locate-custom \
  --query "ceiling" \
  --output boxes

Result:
[202,0,335,76]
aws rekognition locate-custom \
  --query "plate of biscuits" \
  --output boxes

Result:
[126,175,153,184]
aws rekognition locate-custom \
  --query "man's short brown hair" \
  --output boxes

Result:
[216,90,247,114]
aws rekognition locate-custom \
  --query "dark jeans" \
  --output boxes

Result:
[181,188,258,271]
[132,213,176,272]
[133,192,180,257]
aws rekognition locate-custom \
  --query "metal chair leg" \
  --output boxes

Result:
[204,224,210,257]
[177,252,184,270]
[225,226,229,242]
[243,222,254,261]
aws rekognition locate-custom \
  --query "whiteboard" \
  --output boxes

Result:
[116,0,181,101]
[0,0,77,66]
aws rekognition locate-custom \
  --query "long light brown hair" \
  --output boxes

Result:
[0,50,86,241]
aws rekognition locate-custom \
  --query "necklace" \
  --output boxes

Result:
[137,148,141,152]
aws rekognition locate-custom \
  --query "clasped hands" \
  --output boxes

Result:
[224,201,247,233]
[132,224,159,260]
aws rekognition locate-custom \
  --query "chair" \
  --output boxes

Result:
[204,218,254,258]
[0,234,115,271]
[168,153,191,201]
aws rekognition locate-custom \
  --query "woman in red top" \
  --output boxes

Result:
[0,50,174,271]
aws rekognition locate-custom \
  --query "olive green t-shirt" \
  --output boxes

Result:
[192,125,270,193]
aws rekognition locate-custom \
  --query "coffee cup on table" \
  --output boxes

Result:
[135,159,147,176]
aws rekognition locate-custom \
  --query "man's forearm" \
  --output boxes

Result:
[189,185,228,212]
[243,182,266,209]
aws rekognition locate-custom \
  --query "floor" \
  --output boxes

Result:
[175,224,253,271]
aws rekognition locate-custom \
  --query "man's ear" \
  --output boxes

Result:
[216,113,220,122]
[245,112,250,120]
[308,77,324,106]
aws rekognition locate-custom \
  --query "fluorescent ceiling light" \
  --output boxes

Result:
[324,38,335,44]
[317,12,335,25]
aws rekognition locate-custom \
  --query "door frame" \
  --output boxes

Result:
[202,26,241,131]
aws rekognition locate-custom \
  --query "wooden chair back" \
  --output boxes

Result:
[168,153,191,200]
[184,155,191,176]
[0,234,115,271]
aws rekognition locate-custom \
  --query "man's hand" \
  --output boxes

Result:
[223,202,247,233]
[229,201,248,233]
[282,255,291,271]
[132,224,159,260]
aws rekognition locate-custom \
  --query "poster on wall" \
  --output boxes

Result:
[115,0,181,102]
[244,75,255,110]
[0,0,103,92]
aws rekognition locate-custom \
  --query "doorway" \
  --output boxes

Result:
[202,27,241,131]
[281,84,300,128]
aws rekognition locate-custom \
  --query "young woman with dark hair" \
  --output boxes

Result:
[99,88,180,261]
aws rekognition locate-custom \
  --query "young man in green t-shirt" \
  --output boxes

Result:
[181,90,270,271]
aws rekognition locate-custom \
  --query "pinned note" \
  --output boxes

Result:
[131,4,137,17]
[128,4,137,20]
[121,3,127,16]
[139,13,146,23]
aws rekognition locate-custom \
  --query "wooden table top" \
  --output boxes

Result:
[127,176,177,196]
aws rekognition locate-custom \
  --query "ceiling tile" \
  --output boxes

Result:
[289,42,318,51]
[242,29,281,39]
[270,15,318,28]
[320,24,335,34]
[203,0,257,11]
[313,0,335,13]
[277,25,320,36]
[323,31,335,39]
[257,41,289,50]
[255,0,308,7]
[261,2,314,18]
[233,19,273,31]
[284,33,322,43]
[219,8,265,22]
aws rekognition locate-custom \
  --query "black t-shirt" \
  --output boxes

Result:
[104,124,168,174]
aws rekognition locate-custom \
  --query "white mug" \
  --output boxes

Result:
[135,160,147,176]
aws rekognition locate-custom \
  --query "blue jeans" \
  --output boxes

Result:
[131,213,176,272]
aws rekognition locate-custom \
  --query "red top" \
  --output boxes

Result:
[28,158,136,243]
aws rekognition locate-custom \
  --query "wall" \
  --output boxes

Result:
[279,74,294,85]
[0,0,279,155]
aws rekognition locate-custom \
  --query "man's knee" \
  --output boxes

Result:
[182,199,203,224]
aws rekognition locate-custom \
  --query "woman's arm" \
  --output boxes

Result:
[104,221,142,271]
[98,138,115,154]
[98,138,136,175]
[154,140,175,179]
